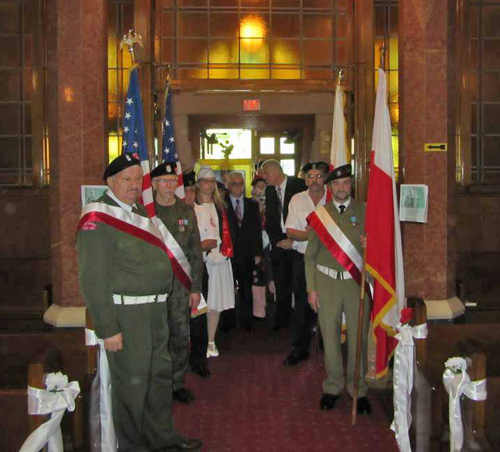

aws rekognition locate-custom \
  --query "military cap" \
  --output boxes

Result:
[325,164,352,184]
[302,161,330,175]
[251,175,266,187]
[150,162,178,179]
[197,165,215,180]
[183,171,196,187]
[103,153,141,180]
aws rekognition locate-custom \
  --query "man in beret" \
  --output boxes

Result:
[151,162,204,403]
[283,161,329,366]
[304,164,371,415]
[183,171,197,208]
[77,154,202,451]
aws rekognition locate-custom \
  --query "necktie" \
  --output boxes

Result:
[235,199,242,226]
[339,204,346,215]
[276,186,283,218]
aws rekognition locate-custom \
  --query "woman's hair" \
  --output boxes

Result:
[195,180,226,210]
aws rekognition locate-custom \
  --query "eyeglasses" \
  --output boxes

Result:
[306,174,325,180]
[228,182,245,187]
[155,178,177,185]
[199,179,216,184]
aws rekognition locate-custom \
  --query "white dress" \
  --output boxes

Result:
[194,203,235,312]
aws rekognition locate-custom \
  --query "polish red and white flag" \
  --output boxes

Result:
[365,68,405,378]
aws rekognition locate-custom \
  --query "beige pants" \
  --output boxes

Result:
[316,270,371,397]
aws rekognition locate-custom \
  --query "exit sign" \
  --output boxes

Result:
[243,99,261,111]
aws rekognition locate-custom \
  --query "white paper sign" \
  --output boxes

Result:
[399,184,428,223]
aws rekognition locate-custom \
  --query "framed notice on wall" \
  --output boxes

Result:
[399,184,428,223]
[81,185,108,207]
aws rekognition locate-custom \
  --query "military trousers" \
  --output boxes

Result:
[106,302,178,452]
[316,271,371,397]
[167,279,191,391]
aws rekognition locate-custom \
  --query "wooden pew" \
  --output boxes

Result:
[410,298,500,451]
[26,347,84,452]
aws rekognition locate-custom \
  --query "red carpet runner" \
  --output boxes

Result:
[173,328,399,452]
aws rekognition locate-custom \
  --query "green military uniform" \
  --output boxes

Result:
[77,193,179,452]
[155,196,203,391]
[305,200,370,397]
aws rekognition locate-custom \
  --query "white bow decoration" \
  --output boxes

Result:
[19,372,80,452]
[391,322,428,452]
[85,328,117,451]
[442,357,487,452]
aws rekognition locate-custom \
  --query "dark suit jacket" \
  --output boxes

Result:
[226,196,263,263]
[265,175,307,247]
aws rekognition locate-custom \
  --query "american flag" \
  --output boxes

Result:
[122,68,156,219]
[163,87,185,199]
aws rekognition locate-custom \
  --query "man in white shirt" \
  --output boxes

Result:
[283,161,329,366]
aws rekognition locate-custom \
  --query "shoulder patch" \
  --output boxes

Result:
[81,221,98,231]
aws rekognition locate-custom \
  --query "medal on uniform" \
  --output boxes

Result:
[178,217,185,232]
[350,215,357,226]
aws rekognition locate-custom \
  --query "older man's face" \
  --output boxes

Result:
[329,176,351,203]
[107,165,143,205]
[227,174,245,198]
[152,174,177,200]
[305,169,326,192]
[262,165,280,186]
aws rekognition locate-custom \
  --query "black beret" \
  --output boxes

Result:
[325,164,352,184]
[150,162,178,179]
[103,153,141,180]
[183,171,195,187]
[251,176,266,187]
[302,161,330,174]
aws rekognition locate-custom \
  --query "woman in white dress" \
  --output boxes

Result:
[194,165,235,358]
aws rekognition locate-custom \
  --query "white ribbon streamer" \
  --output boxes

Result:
[19,373,80,452]
[442,357,487,452]
[85,328,117,452]
[390,322,428,452]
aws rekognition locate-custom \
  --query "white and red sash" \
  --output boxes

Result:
[307,205,363,285]
[156,219,192,287]
[78,202,191,291]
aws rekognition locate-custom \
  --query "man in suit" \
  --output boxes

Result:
[225,170,264,330]
[261,159,306,330]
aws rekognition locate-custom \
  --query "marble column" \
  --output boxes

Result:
[399,0,463,319]
[44,0,108,327]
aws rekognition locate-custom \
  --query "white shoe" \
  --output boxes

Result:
[207,342,219,358]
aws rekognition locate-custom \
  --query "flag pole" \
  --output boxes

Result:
[351,240,368,426]
[120,29,143,66]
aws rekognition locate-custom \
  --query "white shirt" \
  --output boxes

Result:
[333,197,351,214]
[229,194,244,218]
[276,176,288,233]
[194,203,220,262]
[285,189,327,254]
[194,203,219,243]
[106,188,137,212]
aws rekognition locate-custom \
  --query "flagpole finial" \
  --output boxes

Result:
[337,69,345,86]
[379,42,387,70]
[120,30,144,65]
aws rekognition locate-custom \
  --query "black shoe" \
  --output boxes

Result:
[320,394,339,411]
[173,387,195,404]
[356,397,371,414]
[283,350,309,367]
[192,365,211,379]
[164,436,203,451]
